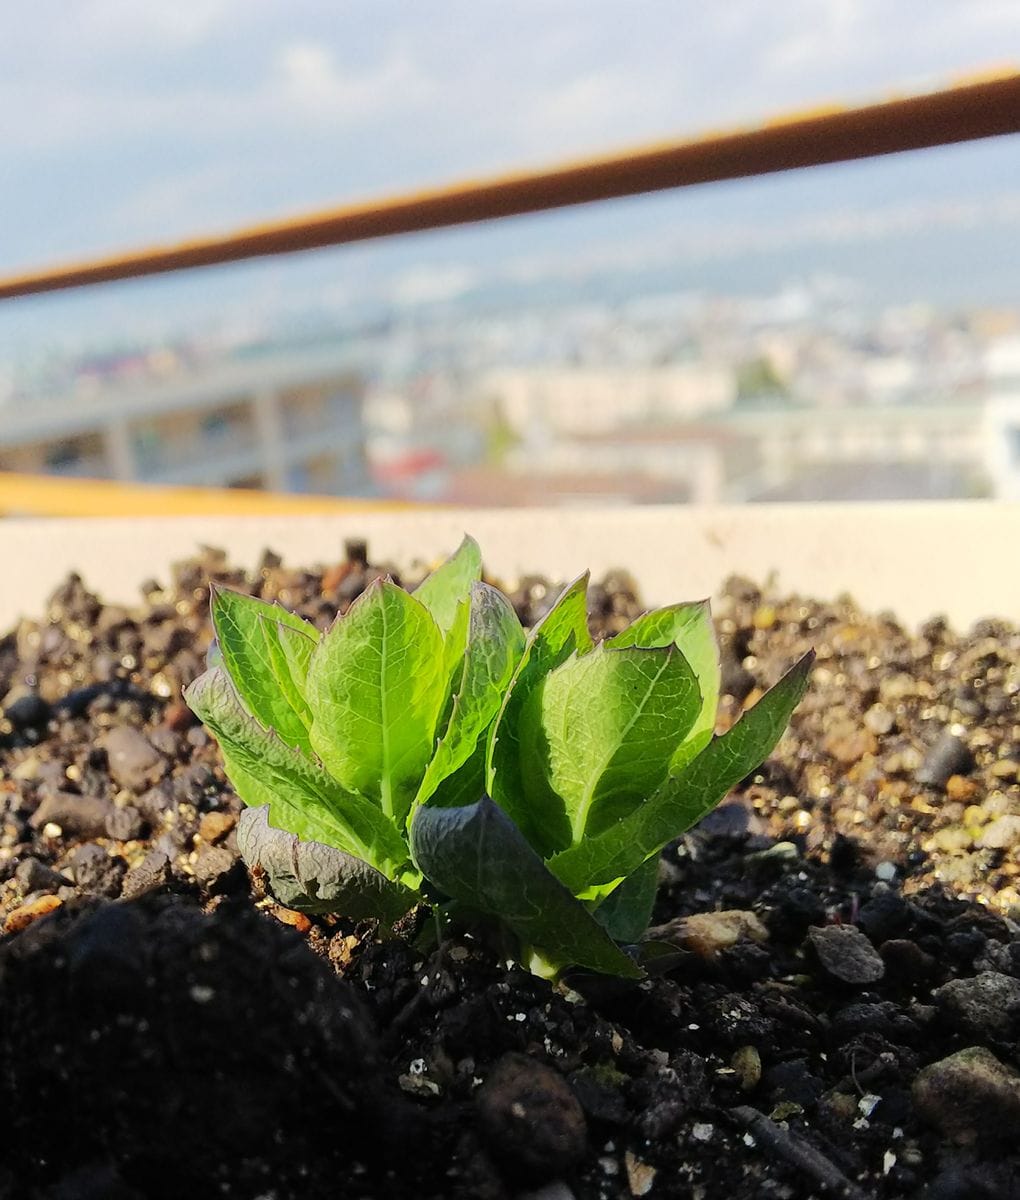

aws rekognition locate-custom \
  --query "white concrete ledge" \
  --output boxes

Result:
[0,501,1017,632]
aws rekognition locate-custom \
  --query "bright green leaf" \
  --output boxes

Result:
[608,600,720,773]
[185,667,411,880]
[518,643,702,851]
[548,651,814,891]
[413,535,483,637]
[306,579,447,826]
[440,594,471,686]
[416,582,525,811]
[211,586,319,755]
[487,573,593,852]
[410,796,641,979]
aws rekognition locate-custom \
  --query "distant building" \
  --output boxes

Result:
[722,403,987,500]
[982,335,1020,500]
[0,349,370,496]
[439,465,700,508]
[502,424,738,505]
[985,395,1020,499]
[482,364,735,440]
[468,359,992,504]
[453,364,735,505]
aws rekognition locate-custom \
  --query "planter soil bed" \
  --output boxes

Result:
[1,541,1019,1200]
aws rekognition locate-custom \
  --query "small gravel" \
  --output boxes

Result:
[1,543,1019,1199]
[806,923,886,985]
[913,1046,1020,1145]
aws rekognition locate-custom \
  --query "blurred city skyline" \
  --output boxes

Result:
[3,3,1020,514]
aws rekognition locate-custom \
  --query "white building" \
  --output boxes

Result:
[724,403,986,499]
[481,364,735,440]
[982,335,1020,500]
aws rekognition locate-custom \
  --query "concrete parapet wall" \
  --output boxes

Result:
[0,502,1016,632]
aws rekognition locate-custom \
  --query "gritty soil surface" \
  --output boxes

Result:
[1,541,1019,1200]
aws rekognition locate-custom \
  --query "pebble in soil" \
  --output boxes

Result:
[0,543,1019,1198]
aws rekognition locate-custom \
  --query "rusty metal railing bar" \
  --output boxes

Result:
[1,71,1018,301]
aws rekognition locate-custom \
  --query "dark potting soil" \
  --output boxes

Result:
[1,541,1019,1200]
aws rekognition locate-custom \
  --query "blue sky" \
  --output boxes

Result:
[2,2,1019,352]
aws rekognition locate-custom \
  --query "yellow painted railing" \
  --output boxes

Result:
[0,472,411,518]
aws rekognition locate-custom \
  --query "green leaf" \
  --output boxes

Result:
[211,586,319,755]
[608,600,720,773]
[185,667,411,880]
[417,582,525,811]
[440,594,472,688]
[306,579,447,826]
[518,642,702,850]
[410,796,641,979]
[593,854,660,944]
[236,806,417,922]
[425,740,488,809]
[548,651,815,891]
[487,573,593,853]
[413,535,483,637]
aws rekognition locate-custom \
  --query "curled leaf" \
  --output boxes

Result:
[185,666,411,880]
[237,806,417,922]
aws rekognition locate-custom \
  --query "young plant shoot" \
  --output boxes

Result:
[185,537,812,978]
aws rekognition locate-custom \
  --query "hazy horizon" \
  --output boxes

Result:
[3,3,1019,363]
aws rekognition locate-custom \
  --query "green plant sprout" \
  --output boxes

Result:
[185,537,812,979]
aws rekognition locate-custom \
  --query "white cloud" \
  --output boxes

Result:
[277,41,435,122]
[764,0,863,73]
[390,265,481,306]
[82,0,237,48]
[1,0,1018,269]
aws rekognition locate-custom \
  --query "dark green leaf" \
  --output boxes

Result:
[236,806,417,921]
[487,573,593,854]
[410,796,641,978]
[211,586,318,755]
[306,579,447,826]
[185,667,411,880]
[549,651,814,891]
[413,535,483,636]
[608,600,720,773]
[593,854,660,944]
